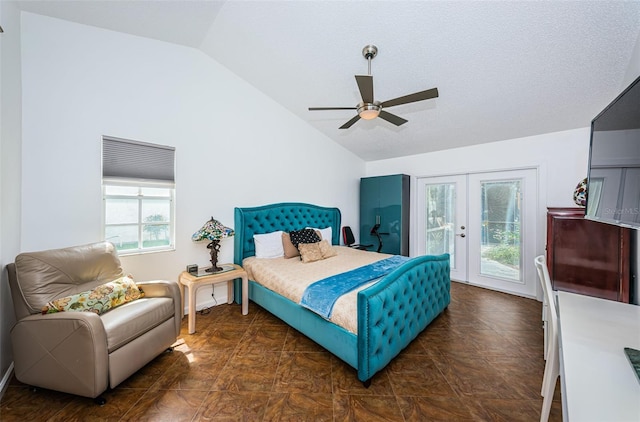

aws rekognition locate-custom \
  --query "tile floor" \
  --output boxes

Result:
[0,281,562,421]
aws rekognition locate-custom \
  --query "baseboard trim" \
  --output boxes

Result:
[0,362,14,400]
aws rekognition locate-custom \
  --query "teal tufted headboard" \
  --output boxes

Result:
[234,203,341,265]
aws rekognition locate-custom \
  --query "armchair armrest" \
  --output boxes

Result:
[137,279,179,298]
[136,279,181,336]
[11,312,109,398]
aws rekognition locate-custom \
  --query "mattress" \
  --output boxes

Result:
[243,246,392,334]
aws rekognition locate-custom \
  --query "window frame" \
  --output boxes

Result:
[102,179,176,256]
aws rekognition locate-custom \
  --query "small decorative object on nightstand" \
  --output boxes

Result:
[179,264,248,334]
[192,216,234,272]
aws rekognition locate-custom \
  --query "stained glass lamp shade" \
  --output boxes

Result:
[192,217,234,272]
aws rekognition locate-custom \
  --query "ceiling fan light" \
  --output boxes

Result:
[360,109,379,120]
[358,103,380,120]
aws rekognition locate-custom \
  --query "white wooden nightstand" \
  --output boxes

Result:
[178,264,248,334]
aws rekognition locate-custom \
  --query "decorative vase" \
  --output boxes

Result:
[573,178,587,207]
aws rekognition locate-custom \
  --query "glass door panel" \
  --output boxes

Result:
[425,183,456,266]
[479,179,521,282]
[468,169,537,297]
[417,175,467,282]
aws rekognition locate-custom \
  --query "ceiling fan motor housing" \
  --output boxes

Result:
[362,45,378,60]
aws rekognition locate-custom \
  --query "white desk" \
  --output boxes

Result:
[557,291,640,421]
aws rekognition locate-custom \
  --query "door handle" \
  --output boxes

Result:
[457,233,466,238]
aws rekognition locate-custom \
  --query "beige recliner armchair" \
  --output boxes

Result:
[6,241,181,403]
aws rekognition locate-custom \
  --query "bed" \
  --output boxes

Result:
[233,202,450,385]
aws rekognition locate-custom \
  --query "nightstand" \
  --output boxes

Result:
[178,264,248,334]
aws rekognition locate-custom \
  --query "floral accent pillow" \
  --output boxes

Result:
[41,275,144,315]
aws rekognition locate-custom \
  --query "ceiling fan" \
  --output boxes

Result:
[309,45,439,129]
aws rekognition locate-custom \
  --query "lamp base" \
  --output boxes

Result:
[206,240,222,273]
[205,265,224,273]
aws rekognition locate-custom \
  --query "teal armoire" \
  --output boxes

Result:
[360,174,410,256]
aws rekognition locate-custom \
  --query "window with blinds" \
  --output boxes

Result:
[102,136,176,254]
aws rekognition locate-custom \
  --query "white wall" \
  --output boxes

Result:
[0,0,22,396]
[366,127,590,259]
[20,13,364,310]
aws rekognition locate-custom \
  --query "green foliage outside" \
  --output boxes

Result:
[484,228,520,267]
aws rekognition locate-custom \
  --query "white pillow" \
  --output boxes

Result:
[253,231,285,259]
[307,226,332,244]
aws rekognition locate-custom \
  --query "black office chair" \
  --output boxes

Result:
[342,226,373,250]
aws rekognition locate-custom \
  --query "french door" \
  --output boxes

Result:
[416,169,537,297]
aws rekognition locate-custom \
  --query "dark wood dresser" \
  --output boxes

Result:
[546,207,631,302]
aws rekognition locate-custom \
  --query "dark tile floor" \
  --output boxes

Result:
[0,281,562,421]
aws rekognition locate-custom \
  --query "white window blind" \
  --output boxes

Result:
[102,136,175,183]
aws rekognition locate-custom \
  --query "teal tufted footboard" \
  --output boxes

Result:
[357,253,450,382]
[234,203,451,385]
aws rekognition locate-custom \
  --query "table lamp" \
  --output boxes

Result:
[192,217,234,272]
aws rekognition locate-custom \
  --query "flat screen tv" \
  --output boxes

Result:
[585,75,640,229]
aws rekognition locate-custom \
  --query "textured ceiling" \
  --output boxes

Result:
[13,0,640,161]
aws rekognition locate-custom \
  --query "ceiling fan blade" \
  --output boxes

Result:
[355,75,374,103]
[380,87,439,108]
[339,115,361,129]
[309,107,357,111]
[378,110,408,126]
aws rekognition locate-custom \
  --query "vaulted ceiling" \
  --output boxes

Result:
[13,1,640,161]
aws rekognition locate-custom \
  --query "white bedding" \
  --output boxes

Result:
[243,246,392,334]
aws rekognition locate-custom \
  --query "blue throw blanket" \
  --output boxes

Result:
[300,255,411,318]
